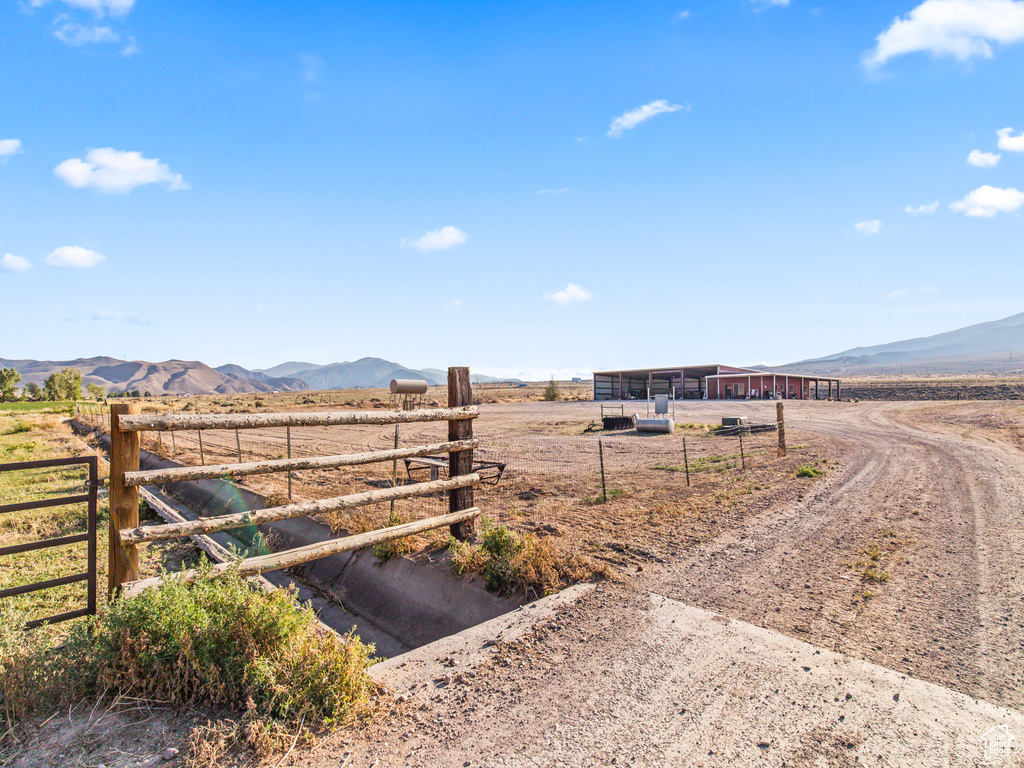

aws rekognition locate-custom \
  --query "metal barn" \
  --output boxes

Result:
[592,365,841,401]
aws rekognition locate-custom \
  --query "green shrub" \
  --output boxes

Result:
[0,565,376,731]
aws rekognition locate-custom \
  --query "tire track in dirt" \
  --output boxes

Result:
[658,401,1024,711]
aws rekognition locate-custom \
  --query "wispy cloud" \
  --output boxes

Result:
[443,298,463,310]
[950,185,1024,217]
[1,254,30,272]
[120,36,137,56]
[864,0,1024,69]
[855,219,883,235]
[545,283,592,305]
[0,139,22,163]
[677,10,691,19]
[607,100,687,139]
[750,0,790,8]
[887,285,938,299]
[299,53,324,83]
[968,149,1000,166]
[91,309,150,325]
[54,21,119,46]
[537,188,569,195]
[31,0,135,17]
[997,126,1024,151]
[55,148,188,193]
[401,226,467,252]
[46,245,106,268]
[905,201,939,214]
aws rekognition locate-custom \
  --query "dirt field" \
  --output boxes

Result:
[78,397,817,587]
[293,398,1024,766]
[13,397,1024,766]
[837,375,1024,401]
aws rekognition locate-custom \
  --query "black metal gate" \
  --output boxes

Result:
[0,456,99,628]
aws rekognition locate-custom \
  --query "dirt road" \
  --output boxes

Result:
[309,400,1024,767]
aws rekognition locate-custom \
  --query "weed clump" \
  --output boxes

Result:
[1,565,377,737]
[372,511,417,561]
[447,519,599,598]
[796,465,824,478]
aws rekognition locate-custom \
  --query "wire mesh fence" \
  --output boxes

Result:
[75,404,783,537]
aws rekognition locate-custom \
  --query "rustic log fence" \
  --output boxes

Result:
[107,367,481,598]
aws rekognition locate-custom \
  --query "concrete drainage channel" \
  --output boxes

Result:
[71,420,518,659]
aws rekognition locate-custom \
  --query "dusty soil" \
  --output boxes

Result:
[14,399,1024,766]
[291,399,1024,766]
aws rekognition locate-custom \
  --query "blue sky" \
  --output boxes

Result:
[2,0,1024,379]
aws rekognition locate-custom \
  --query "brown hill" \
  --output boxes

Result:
[0,357,309,396]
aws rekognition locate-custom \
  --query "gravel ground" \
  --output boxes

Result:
[295,400,1024,767]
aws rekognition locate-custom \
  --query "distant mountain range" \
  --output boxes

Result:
[0,357,309,396]
[769,311,1024,376]
[0,355,516,396]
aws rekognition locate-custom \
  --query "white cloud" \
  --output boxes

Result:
[121,36,138,56]
[864,0,1024,69]
[299,53,324,83]
[546,283,592,305]
[855,219,883,235]
[55,148,188,193]
[677,10,691,19]
[443,298,463,309]
[968,149,1001,166]
[750,0,790,7]
[91,309,148,325]
[0,139,22,163]
[537,188,569,195]
[1,254,30,272]
[252,303,267,312]
[950,184,1024,216]
[887,288,910,298]
[54,22,119,46]
[607,100,687,139]
[31,0,135,17]
[401,226,467,252]
[997,126,1024,151]
[45,245,106,268]
[906,201,940,214]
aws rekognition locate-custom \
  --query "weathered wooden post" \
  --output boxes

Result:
[738,430,745,471]
[776,401,786,457]
[109,402,141,597]
[448,367,475,540]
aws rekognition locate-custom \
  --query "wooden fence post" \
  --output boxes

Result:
[776,401,786,457]
[109,402,141,597]
[448,367,475,541]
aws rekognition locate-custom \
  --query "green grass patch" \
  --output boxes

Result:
[581,487,626,505]
[0,401,75,415]
[796,465,825,478]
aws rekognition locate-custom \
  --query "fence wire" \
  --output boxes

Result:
[77,405,782,533]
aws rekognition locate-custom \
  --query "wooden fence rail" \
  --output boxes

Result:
[120,472,480,544]
[116,406,478,432]
[107,366,480,598]
[120,507,480,598]
[122,438,479,487]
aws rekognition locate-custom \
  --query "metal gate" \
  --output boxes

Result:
[0,456,99,628]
